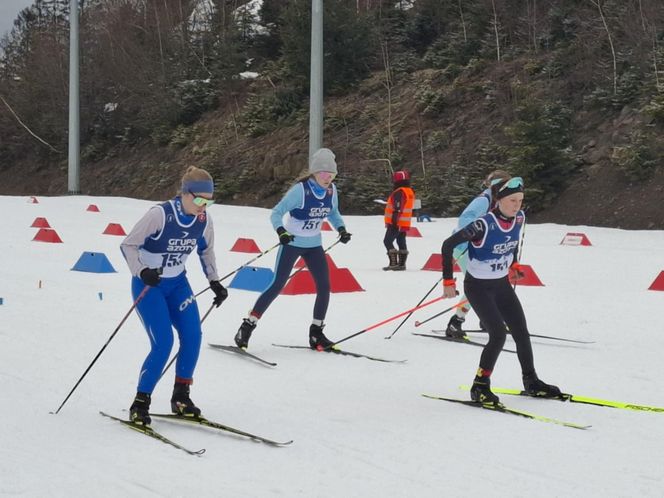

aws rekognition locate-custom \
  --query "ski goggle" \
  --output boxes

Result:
[188,190,215,207]
[498,176,524,192]
[315,171,336,181]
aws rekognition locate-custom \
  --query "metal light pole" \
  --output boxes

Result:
[67,0,80,194]
[308,0,323,163]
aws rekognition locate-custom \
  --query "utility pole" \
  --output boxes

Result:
[308,0,323,164]
[68,0,80,194]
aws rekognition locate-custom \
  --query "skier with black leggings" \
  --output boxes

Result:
[440,177,561,404]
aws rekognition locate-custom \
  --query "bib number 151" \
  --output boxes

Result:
[302,220,321,231]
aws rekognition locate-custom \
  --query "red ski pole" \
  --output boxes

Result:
[330,296,465,349]
[414,300,469,328]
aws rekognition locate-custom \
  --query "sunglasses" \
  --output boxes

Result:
[188,190,215,207]
[498,176,524,192]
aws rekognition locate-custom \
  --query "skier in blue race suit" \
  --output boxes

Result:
[120,166,228,426]
[233,148,351,351]
[444,170,511,338]
[441,177,561,405]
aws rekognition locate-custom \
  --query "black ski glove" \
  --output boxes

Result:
[140,267,162,287]
[338,227,352,244]
[209,280,228,307]
[276,226,295,245]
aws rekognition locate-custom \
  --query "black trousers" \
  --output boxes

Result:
[464,273,535,376]
[383,225,407,251]
[253,245,330,321]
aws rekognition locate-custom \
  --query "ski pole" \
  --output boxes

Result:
[384,276,442,339]
[162,238,298,378]
[465,330,594,344]
[194,243,280,297]
[513,216,527,290]
[165,243,282,375]
[329,296,459,349]
[52,285,151,414]
[287,238,342,280]
[159,302,216,381]
[414,299,469,328]
[387,247,468,339]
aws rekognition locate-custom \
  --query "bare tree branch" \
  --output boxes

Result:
[591,0,617,95]
[458,0,467,43]
[637,0,647,33]
[491,0,501,61]
[416,114,426,179]
[381,40,394,161]
[0,95,60,153]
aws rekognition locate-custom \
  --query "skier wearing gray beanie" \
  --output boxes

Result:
[309,148,338,175]
[233,146,351,352]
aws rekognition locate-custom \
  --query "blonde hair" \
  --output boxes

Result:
[180,166,213,193]
[484,169,511,187]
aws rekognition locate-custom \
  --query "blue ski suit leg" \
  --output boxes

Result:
[132,274,202,393]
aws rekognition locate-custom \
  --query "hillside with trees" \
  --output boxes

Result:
[1,0,663,228]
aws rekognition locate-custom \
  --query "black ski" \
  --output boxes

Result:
[99,411,205,456]
[208,343,277,367]
[413,332,517,354]
[457,330,595,344]
[421,395,590,430]
[149,413,293,446]
[271,343,406,363]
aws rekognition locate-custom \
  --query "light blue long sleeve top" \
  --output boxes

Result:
[453,188,492,252]
[270,179,345,248]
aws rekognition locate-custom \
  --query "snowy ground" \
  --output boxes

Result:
[1,194,664,497]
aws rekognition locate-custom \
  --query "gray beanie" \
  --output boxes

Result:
[309,148,338,175]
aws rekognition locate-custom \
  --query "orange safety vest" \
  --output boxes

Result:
[384,187,415,229]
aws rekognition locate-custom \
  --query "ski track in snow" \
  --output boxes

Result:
[2,195,664,497]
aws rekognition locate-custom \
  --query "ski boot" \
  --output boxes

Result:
[129,392,152,426]
[382,249,399,271]
[523,373,562,398]
[470,376,500,405]
[235,317,257,349]
[446,315,467,339]
[309,324,335,351]
[170,381,201,417]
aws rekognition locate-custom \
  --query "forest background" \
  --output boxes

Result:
[1,0,663,229]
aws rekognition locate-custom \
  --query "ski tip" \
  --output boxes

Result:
[258,438,294,447]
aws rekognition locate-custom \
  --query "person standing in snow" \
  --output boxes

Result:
[120,166,228,426]
[444,170,511,339]
[233,148,351,351]
[382,170,415,271]
[440,177,561,404]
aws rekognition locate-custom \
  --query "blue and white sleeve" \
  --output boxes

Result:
[120,207,164,277]
[270,184,304,231]
[326,184,345,230]
[457,196,490,230]
[197,217,220,281]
